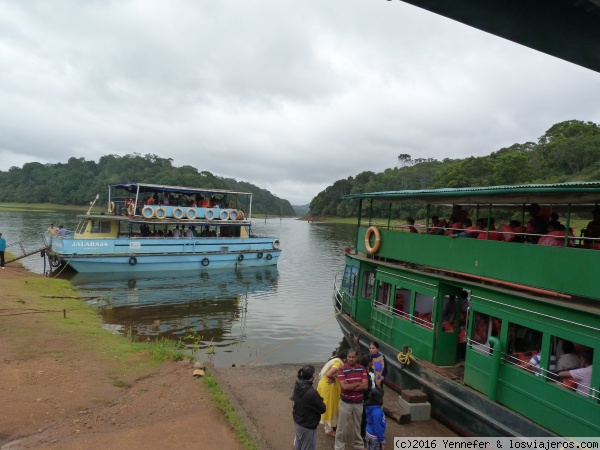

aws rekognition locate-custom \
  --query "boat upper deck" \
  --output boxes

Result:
[343,182,600,302]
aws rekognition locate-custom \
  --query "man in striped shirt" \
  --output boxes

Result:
[335,349,368,450]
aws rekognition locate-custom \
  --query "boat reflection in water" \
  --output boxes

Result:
[67,267,279,350]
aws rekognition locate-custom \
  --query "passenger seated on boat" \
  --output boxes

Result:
[537,223,565,247]
[147,195,156,205]
[393,293,406,316]
[57,225,69,237]
[450,204,469,222]
[557,340,581,372]
[452,218,476,238]
[524,342,557,375]
[162,194,170,205]
[477,218,503,241]
[558,350,594,396]
[184,226,193,238]
[503,220,526,243]
[157,230,164,238]
[472,313,488,344]
[526,203,549,244]
[406,217,418,233]
[581,208,600,249]
[549,212,565,232]
[173,225,182,239]
[428,216,447,235]
[167,230,173,237]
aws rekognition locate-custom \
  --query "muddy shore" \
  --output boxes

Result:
[1,260,456,449]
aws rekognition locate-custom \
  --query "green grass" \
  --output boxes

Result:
[203,373,258,450]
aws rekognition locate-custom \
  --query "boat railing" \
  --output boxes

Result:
[333,270,344,311]
[373,301,435,330]
[359,220,600,248]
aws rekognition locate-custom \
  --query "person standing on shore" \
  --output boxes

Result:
[291,364,326,450]
[0,233,6,269]
[335,349,368,450]
[317,350,347,437]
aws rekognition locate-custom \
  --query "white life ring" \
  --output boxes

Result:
[205,209,215,220]
[237,211,245,220]
[127,203,135,215]
[272,239,281,250]
[142,206,155,219]
[219,209,230,220]
[186,208,198,219]
[155,207,167,219]
[173,207,185,219]
[108,202,115,214]
[229,210,238,220]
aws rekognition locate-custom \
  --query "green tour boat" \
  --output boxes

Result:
[334,181,599,436]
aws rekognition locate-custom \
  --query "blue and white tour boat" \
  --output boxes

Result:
[45,183,282,273]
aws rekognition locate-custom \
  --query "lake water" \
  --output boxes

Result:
[0,210,356,367]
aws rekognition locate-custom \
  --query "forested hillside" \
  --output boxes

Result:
[0,153,296,216]
[309,120,600,218]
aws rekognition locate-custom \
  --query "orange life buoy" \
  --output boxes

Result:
[365,226,381,255]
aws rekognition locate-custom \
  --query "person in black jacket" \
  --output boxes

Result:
[291,365,326,450]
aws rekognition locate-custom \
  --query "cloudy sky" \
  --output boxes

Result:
[1,1,599,205]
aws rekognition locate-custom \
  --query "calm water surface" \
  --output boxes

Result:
[0,210,355,366]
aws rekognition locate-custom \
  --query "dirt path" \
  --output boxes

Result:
[0,263,244,450]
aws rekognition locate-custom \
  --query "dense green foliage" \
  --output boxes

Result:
[0,153,295,216]
[309,120,600,218]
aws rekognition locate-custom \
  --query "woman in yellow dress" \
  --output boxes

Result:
[316,351,347,437]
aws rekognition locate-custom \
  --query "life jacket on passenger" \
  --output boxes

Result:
[477,230,503,241]
[200,200,210,207]
[538,230,574,247]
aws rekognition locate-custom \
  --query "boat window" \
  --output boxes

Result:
[469,312,502,354]
[375,281,392,310]
[549,336,595,397]
[505,323,542,370]
[414,293,434,329]
[90,220,112,234]
[361,271,375,299]
[342,266,359,297]
[392,287,411,318]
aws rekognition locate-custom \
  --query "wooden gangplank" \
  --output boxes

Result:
[6,245,51,264]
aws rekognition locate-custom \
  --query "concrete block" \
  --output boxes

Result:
[401,389,428,403]
[398,395,431,421]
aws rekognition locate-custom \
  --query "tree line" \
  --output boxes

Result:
[0,153,296,217]
[308,120,600,219]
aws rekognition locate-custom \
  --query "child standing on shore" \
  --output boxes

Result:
[365,388,386,450]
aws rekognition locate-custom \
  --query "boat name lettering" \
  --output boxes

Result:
[72,242,109,247]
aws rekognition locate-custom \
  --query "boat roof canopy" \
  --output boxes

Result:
[343,182,600,206]
[110,183,252,197]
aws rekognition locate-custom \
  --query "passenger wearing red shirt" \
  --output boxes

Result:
[335,350,368,450]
